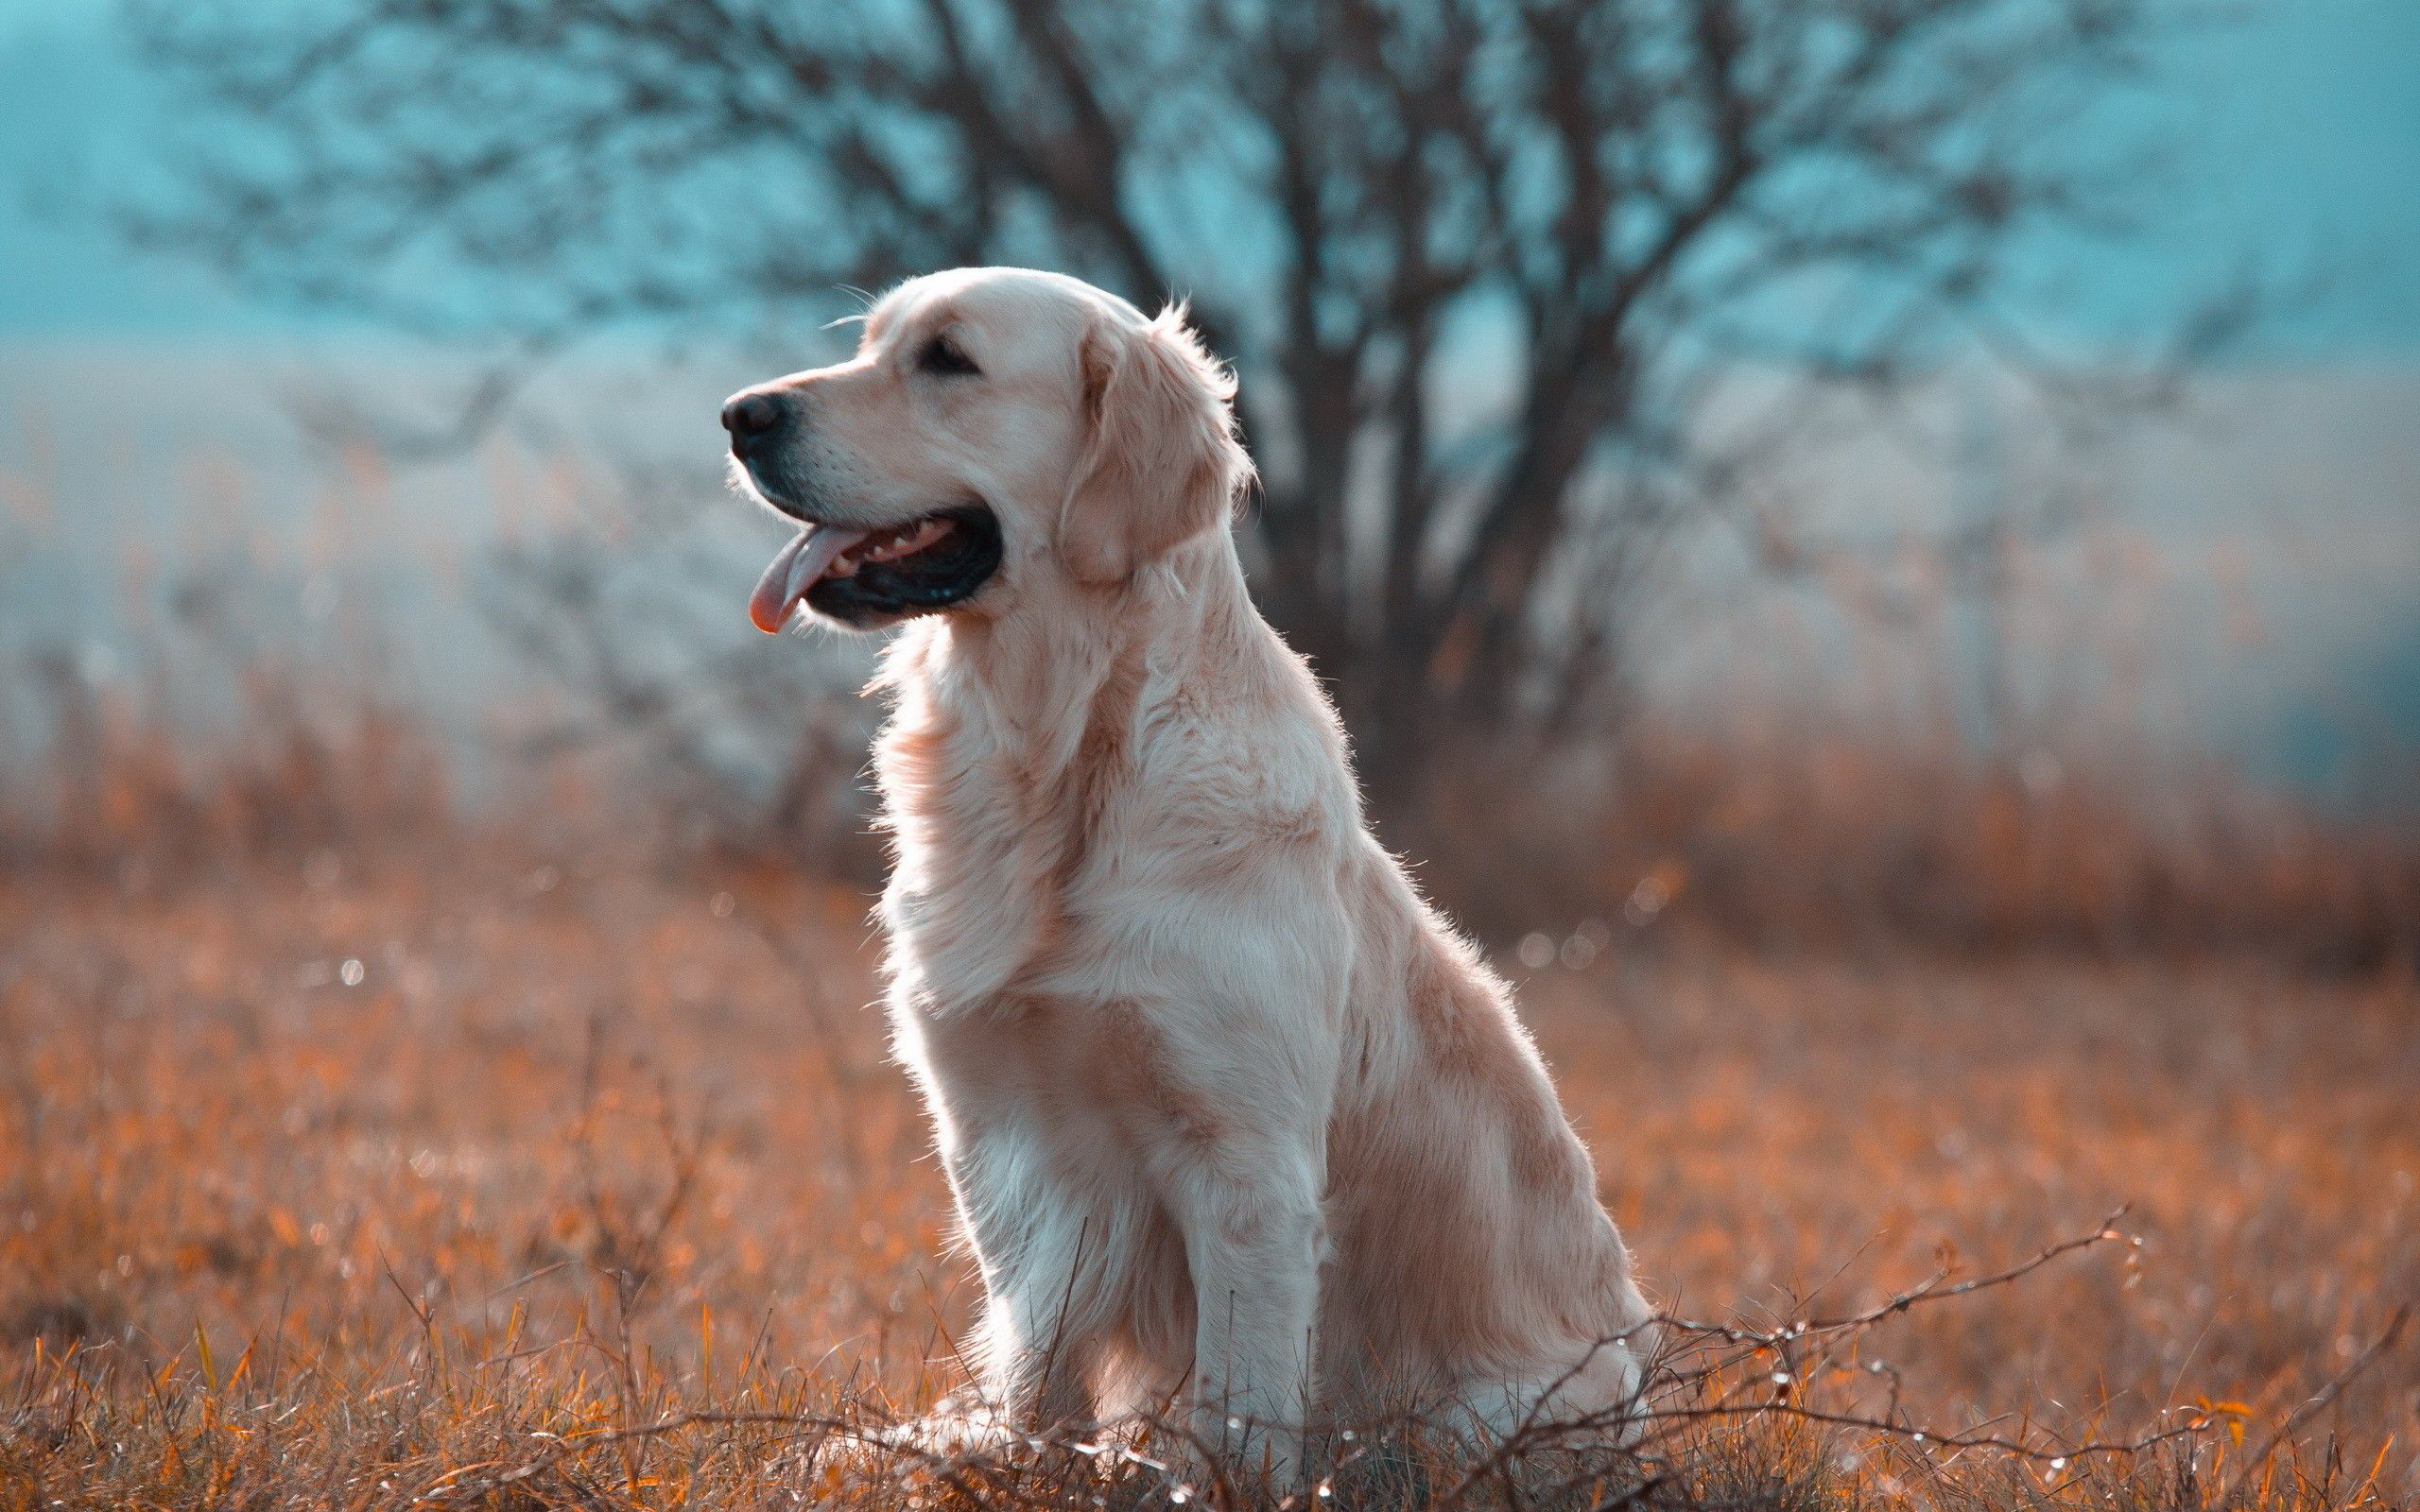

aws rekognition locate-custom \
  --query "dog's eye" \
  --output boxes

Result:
[918,335,980,378]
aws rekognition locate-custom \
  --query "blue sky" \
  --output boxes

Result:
[2,0,2417,357]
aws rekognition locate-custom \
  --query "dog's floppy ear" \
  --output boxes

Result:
[1059,303,1253,584]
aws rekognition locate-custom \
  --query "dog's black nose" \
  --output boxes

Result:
[721,391,784,457]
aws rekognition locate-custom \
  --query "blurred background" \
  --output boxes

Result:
[4,5,2419,1504]
[2,0,2415,955]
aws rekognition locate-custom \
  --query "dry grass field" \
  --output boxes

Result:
[2,799,2413,1508]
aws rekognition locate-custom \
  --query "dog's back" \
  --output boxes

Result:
[1322,841,1651,1428]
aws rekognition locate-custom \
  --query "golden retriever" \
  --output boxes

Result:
[722,267,1651,1472]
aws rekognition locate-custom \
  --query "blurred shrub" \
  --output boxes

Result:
[1392,725,2419,968]
[1,651,450,877]
[5,611,2409,963]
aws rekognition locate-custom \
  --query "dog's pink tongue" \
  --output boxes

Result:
[749,524,872,633]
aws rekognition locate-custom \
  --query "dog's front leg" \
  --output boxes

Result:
[1161,1135,1324,1480]
[944,1124,1107,1429]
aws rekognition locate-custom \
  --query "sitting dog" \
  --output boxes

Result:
[723,267,1651,1471]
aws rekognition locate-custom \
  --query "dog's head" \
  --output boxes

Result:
[724,267,1252,633]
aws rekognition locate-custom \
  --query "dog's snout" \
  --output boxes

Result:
[721,390,787,458]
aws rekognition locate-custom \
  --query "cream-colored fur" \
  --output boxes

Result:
[729,268,1651,1471]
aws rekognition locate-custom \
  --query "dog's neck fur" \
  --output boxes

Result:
[885,527,1266,792]
[870,527,1281,1012]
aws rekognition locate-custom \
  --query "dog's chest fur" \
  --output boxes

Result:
[870,594,1348,1026]
[860,594,1362,1298]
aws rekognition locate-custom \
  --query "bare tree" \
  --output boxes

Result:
[124,0,2225,808]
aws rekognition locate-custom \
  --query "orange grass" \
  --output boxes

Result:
[1,829,2412,1508]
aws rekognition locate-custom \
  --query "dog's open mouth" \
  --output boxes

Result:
[748,505,1003,632]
